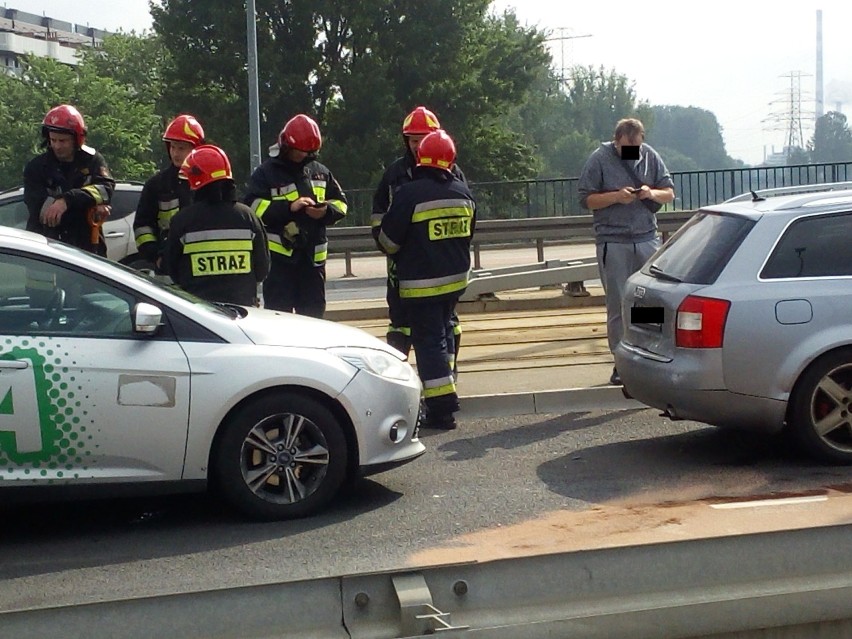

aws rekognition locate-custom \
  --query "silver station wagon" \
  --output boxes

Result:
[615,183,852,464]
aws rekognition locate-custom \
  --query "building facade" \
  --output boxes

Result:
[1,7,108,75]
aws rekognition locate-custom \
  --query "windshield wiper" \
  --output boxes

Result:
[648,263,683,283]
[212,302,245,318]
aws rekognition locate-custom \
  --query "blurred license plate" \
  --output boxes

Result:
[631,305,663,331]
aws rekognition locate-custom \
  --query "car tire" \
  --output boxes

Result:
[213,392,349,520]
[788,349,852,464]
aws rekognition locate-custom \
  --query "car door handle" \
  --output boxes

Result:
[0,360,30,370]
[104,231,126,238]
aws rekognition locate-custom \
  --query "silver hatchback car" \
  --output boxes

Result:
[614,183,852,464]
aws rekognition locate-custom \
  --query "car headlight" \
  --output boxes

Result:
[329,347,413,382]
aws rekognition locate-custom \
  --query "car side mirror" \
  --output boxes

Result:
[132,302,163,335]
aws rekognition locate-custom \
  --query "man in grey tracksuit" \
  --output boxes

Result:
[577,118,675,385]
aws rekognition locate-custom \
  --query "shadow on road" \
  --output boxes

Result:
[0,476,400,580]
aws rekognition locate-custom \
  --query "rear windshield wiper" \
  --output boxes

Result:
[648,263,683,283]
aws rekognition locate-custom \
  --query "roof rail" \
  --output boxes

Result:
[724,181,852,203]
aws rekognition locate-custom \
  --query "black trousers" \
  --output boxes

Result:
[386,259,462,374]
[406,297,459,418]
[263,260,326,318]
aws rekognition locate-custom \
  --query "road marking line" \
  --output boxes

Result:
[710,495,828,509]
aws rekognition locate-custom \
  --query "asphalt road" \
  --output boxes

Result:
[1,408,850,612]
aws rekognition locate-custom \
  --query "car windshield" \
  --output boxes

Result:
[48,239,239,318]
[643,210,755,284]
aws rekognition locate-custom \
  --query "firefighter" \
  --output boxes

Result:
[24,104,115,255]
[244,114,347,318]
[134,114,205,271]
[164,145,270,306]
[371,106,466,373]
[378,130,476,430]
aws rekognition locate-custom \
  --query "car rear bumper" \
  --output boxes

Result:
[615,341,787,433]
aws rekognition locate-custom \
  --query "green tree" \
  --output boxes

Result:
[809,111,852,163]
[0,49,161,190]
[648,105,741,170]
[786,146,810,166]
[512,65,651,178]
[151,0,550,194]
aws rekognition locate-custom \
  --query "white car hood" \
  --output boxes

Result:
[236,307,399,354]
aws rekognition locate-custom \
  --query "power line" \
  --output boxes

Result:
[545,28,592,90]
[762,70,814,157]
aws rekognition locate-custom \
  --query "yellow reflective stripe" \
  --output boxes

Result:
[81,184,107,204]
[266,234,294,257]
[183,239,254,253]
[399,273,469,299]
[271,193,299,202]
[370,213,383,227]
[378,230,400,254]
[313,242,328,263]
[422,379,456,398]
[210,169,228,179]
[311,183,327,202]
[157,207,178,229]
[453,323,462,335]
[412,205,473,224]
[184,229,254,242]
[271,185,299,199]
[387,325,411,336]
[135,233,156,247]
[326,198,347,215]
[157,198,180,211]
[250,199,271,217]
[134,225,155,240]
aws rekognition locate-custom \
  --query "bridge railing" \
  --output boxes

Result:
[340,161,852,226]
[328,211,695,278]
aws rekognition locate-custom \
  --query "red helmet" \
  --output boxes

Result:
[179,144,233,190]
[163,114,205,146]
[402,106,441,136]
[416,130,456,171]
[42,104,87,147]
[278,114,322,153]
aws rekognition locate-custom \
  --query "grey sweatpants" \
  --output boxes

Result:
[596,238,661,354]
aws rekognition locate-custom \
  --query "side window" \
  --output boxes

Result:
[108,188,141,221]
[761,212,852,278]
[0,196,28,229]
[0,252,137,338]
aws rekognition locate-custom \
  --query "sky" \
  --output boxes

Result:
[5,0,851,165]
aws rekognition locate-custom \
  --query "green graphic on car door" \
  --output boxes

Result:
[0,340,93,477]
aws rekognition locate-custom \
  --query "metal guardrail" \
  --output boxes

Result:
[459,258,599,302]
[328,211,696,278]
[6,524,850,638]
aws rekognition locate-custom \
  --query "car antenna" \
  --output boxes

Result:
[750,190,766,202]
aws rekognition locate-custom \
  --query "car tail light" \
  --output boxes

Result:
[676,295,731,348]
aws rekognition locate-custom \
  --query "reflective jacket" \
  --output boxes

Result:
[243,156,347,268]
[23,147,115,255]
[134,164,192,262]
[378,167,476,302]
[371,151,466,247]
[164,188,270,306]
